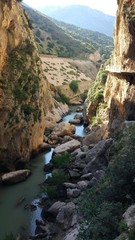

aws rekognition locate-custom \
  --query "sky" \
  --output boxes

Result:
[23,0,117,16]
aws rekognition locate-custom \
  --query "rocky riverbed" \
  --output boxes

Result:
[28,106,113,240]
[0,105,113,240]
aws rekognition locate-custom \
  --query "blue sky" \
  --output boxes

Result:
[23,0,117,16]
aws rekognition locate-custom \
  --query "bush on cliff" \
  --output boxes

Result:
[69,80,79,93]
[86,65,107,104]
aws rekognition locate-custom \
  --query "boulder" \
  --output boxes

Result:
[67,188,81,198]
[1,170,31,184]
[73,161,85,171]
[76,152,86,160]
[63,182,77,189]
[64,227,79,240]
[80,173,93,181]
[69,170,81,179]
[88,177,98,187]
[62,135,73,144]
[83,124,109,146]
[50,122,75,138]
[56,202,77,230]
[83,155,107,174]
[123,204,135,228]
[54,139,81,155]
[71,148,82,157]
[44,163,53,172]
[39,143,51,152]
[69,119,81,125]
[94,170,105,180]
[85,138,113,164]
[71,134,83,142]
[71,101,83,105]
[77,181,89,190]
[80,145,89,152]
[74,114,83,121]
[76,106,83,112]
[48,201,66,217]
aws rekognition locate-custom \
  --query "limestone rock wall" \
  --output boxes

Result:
[86,0,135,134]
[104,0,135,133]
[0,0,53,164]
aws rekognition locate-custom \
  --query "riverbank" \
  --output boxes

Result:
[0,105,86,239]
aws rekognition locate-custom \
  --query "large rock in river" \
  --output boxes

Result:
[48,122,76,144]
[50,122,75,137]
[1,170,31,184]
[69,119,81,125]
[54,139,81,155]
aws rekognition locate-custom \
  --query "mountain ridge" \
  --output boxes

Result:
[24,5,113,60]
[38,5,115,36]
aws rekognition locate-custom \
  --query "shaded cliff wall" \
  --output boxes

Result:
[104,0,135,133]
[0,0,53,164]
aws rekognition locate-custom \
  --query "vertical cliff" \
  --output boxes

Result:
[0,0,53,165]
[86,0,135,135]
[104,0,135,133]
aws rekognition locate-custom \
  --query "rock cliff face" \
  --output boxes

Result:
[0,0,53,165]
[86,0,135,134]
[104,0,135,133]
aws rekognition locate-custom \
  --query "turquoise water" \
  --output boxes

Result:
[0,107,85,239]
[0,150,53,239]
[63,105,86,137]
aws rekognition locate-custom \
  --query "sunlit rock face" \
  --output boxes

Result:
[104,0,135,133]
[0,0,54,164]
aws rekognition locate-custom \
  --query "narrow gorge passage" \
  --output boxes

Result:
[0,106,85,239]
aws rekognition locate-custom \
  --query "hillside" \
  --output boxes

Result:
[23,6,113,60]
[40,55,97,104]
[39,5,115,36]
[55,21,114,61]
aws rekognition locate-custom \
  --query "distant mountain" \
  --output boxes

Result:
[40,5,115,37]
[23,6,113,60]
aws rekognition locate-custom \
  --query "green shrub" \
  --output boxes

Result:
[46,170,69,199]
[55,90,70,105]
[52,152,71,169]
[22,104,32,116]
[91,115,102,126]
[80,90,88,102]
[79,202,122,240]
[13,86,28,102]
[119,220,128,233]
[86,65,107,104]
[128,228,135,240]
[47,170,69,187]
[46,185,57,200]
[69,80,78,93]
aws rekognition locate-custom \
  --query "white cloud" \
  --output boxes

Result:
[23,0,117,16]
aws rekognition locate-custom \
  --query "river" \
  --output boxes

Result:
[0,106,86,239]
